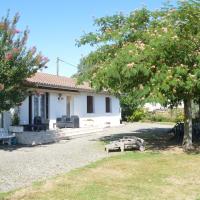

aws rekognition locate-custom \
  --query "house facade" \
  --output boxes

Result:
[1,72,121,130]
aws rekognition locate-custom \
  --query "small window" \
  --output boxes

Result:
[105,97,111,113]
[87,96,94,113]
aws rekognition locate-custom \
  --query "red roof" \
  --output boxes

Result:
[26,72,92,92]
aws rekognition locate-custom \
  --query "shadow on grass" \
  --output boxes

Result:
[98,127,180,151]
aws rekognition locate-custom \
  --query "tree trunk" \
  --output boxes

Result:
[183,98,193,150]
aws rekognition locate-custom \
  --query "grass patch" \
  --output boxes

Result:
[1,151,200,200]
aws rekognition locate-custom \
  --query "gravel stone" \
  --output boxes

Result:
[0,122,172,192]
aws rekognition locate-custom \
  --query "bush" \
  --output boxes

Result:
[144,109,184,123]
[146,113,168,122]
[127,109,146,122]
[175,112,184,123]
[12,113,20,126]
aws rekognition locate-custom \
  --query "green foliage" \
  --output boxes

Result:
[120,90,149,121]
[127,108,146,122]
[143,109,184,123]
[0,12,49,112]
[77,0,200,106]
[145,112,171,122]
[77,0,200,147]
[175,111,184,123]
[12,112,20,126]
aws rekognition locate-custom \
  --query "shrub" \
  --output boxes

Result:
[12,113,20,126]
[127,109,146,122]
[144,109,184,123]
[175,112,184,123]
[146,114,167,122]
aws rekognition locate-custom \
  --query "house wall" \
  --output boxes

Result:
[19,97,29,125]
[49,93,67,129]
[2,111,12,130]
[18,93,69,129]
[73,93,121,128]
[18,91,121,129]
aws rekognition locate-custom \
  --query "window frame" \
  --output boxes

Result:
[87,96,94,113]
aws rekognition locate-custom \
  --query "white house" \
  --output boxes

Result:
[0,72,121,130]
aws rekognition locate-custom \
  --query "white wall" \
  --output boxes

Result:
[19,97,29,125]
[3,111,12,130]
[49,93,67,129]
[73,93,121,128]
[18,91,121,129]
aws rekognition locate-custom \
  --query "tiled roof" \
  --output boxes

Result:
[26,72,93,92]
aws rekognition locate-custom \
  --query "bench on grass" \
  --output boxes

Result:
[0,128,15,145]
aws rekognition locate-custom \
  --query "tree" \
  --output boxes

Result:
[77,0,200,150]
[0,84,4,91]
[0,13,48,112]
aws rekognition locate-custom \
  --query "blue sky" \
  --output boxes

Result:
[0,0,176,77]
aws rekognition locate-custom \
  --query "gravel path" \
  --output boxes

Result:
[0,122,173,192]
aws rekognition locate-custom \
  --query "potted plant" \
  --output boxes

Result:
[9,112,24,133]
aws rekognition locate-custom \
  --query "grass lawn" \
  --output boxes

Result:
[1,151,200,200]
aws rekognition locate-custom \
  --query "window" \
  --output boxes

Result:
[34,95,39,117]
[105,97,111,113]
[40,94,45,119]
[87,96,94,113]
[33,93,48,119]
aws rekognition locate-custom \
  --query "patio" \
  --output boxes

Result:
[15,126,104,145]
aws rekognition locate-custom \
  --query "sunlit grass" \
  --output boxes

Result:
[1,151,200,200]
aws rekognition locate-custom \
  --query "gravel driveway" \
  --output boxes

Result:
[0,122,173,192]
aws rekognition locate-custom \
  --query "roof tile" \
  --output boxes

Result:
[27,72,92,91]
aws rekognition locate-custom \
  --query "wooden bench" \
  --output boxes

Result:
[0,128,15,145]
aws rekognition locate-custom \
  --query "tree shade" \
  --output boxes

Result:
[77,0,200,149]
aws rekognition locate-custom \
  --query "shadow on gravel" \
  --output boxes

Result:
[97,127,179,151]
[0,143,54,152]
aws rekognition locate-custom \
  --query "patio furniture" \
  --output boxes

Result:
[23,117,49,131]
[0,128,15,145]
[55,115,79,129]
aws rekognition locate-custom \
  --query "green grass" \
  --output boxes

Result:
[1,151,200,200]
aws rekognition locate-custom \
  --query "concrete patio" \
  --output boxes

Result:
[15,127,105,145]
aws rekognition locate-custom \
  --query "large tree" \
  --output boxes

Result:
[77,0,200,149]
[0,13,48,112]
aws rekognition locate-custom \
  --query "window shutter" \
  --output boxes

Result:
[46,92,49,119]
[29,95,32,124]
[87,96,94,113]
[106,97,111,113]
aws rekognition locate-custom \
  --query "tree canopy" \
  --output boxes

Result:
[77,0,200,149]
[0,13,49,112]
